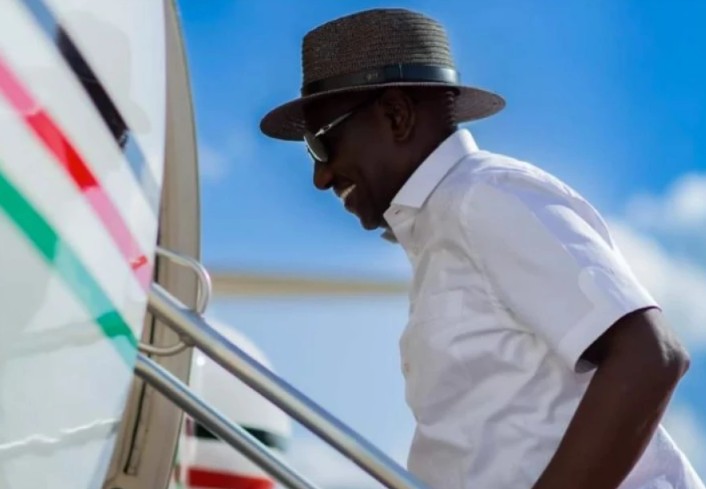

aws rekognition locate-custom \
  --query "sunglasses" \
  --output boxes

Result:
[303,94,379,163]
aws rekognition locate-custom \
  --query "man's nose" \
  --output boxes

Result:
[313,161,334,190]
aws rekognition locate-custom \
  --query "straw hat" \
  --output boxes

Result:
[260,8,505,141]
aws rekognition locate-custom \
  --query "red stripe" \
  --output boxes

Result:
[188,467,274,489]
[0,54,151,289]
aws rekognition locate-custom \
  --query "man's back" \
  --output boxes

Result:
[387,131,704,489]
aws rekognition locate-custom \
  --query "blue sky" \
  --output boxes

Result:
[177,1,706,485]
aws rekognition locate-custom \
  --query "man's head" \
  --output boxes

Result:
[260,8,505,230]
[303,87,458,229]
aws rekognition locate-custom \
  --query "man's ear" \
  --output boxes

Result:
[379,88,416,142]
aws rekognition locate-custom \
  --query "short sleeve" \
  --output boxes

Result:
[461,179,660,372]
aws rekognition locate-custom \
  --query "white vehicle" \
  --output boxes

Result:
[0,1,415,489]
[171,322,291,489]
[0,1,206,487]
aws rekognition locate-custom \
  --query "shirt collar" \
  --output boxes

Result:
[381,129,479,243]
[388,128,479,210]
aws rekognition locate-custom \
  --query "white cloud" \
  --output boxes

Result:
[663,403,706,478]
[625,172,706,266]
[627,173,706,232]
[198,124,260,182]
[608,221,706,351]
[199,141,230,181]
[283,436,410,489]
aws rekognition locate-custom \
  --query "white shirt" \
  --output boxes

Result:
[384,129,705,489]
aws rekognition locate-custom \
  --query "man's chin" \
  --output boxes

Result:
[358,213,383,231]
[350,201,383,230]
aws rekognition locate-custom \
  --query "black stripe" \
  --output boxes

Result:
[20,0,160,214]
[194,421,288,451]
[302,63,459,96]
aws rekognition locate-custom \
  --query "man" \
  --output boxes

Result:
[259,8,704,489]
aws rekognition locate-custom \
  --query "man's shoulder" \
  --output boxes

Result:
[432,149,587,213]
[425,149,613,246]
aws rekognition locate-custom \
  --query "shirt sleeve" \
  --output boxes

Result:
[460,178,660,372]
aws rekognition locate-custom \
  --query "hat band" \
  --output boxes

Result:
[301,63,459,96]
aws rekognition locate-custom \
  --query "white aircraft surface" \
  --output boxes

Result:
[0,1,407,489]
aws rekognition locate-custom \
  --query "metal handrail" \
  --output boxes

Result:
[134,353,320,489]
[154,245,213,314]
[138,246,213,356]
[146,283,428,489]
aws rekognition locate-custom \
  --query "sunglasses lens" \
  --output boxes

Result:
[304,132,327,162]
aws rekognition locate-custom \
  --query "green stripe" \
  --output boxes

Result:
[0,165,139,366]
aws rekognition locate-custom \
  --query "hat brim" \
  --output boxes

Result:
[260,82,505,141]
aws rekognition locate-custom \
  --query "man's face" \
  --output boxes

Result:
[303,91,407,230]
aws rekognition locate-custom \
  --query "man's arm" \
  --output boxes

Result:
[532,307,690,489]
[460,181,691,488]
